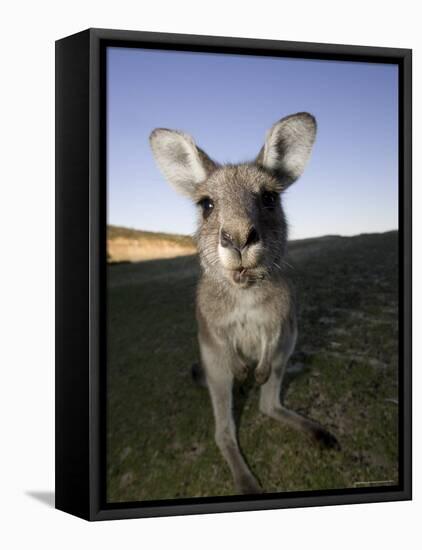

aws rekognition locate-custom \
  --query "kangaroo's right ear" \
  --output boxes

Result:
[149,129,217,198]
[256,112,317,188]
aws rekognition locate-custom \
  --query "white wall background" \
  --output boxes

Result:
[0,1,419,548]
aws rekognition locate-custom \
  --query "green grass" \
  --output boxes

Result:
[107,231,399,502]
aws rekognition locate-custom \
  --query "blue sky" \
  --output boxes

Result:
[107,47,398,240]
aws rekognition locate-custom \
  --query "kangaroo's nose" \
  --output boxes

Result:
[220,227,260,251]
[245,227,260,247]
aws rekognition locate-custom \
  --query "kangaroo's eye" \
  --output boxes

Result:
[198,197,214,218]
[261,191,278,209]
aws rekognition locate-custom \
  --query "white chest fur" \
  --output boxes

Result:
[223,291,277,363]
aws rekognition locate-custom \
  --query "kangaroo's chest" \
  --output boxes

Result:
[224,295,277,363]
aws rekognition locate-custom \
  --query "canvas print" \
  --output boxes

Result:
[106,47,399,502]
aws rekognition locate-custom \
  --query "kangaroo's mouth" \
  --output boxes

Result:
[232,268,248,284]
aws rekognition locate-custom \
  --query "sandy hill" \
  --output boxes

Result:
[107,225,196,262]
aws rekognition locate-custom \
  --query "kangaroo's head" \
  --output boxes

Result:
[150,113,316,288]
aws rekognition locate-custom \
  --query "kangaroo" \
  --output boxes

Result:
[149,112,339,494]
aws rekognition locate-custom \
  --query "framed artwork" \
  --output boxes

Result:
[55,28,412,520]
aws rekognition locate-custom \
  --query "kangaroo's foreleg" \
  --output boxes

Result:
[255,334,277,386]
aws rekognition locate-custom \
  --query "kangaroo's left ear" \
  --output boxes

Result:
[256,112,317,187]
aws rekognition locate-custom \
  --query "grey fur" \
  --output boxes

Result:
[149,113,338,494]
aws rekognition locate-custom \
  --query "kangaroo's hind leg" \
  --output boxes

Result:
[259,328,340,450]
[201,342,261,494]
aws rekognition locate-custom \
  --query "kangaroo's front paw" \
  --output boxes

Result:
[255,364,271,385]
[232,362,248,382]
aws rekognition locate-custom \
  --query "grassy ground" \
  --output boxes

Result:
[107,231,399,502]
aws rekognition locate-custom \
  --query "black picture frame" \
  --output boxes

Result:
[55,28,412,521]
